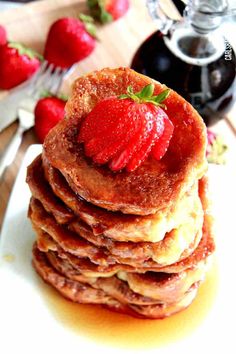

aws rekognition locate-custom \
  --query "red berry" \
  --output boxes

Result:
[0,43,40,90]
[79,97,143,159]
[109,104,164,171]
[34,97,66,143]
[126,128,156,172]
[44,17,96,68]
[78,84,173,172]
[126,110,165,171]
[0,25,7,46]
[105,0,129,20]
[87,0,129,23]
[151,113,174,160]
[109,129,144,171]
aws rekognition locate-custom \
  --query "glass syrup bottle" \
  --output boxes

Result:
[131,0,236,126]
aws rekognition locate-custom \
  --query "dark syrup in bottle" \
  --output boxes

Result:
[131,2,236,126]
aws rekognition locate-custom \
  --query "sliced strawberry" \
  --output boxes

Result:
[109,104,160,171]
[93,139,130,164]
[151,115,174,160]
[79,97,143,158]
[84,137,102,157]
[83,121,137,157]
[112,106,165,172]
[0,25,7,46]
[79,98,118,142]
[109,128,144,171]
[126,121,159,172]
[79,97,133,142]
[78,83,173,172]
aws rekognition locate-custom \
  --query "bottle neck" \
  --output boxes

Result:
[147,0,228,66]
[185,0,228,34]
[164,23,225,66]
[165,0,227,66]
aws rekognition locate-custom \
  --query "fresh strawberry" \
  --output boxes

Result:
[95,121,146,166]
[0,42,41,90]
[78,84,173,172]
[0,25,7,46]
[34,96,66,143]
[44,15,96,69]
[126,114,165,172]
[151,111,174,160]
[87,0,129,23]
[105,0,129,20]
[80,96,143,158]
[125,128,157,172]
[109,105,164,171]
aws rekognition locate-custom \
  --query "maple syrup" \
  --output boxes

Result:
[131,0,236,126]
[38,259,218,350]
[131,31,236,126]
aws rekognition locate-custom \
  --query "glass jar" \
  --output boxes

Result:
[131,0,236,126]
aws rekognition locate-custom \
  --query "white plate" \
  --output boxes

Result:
[0,144,236,354]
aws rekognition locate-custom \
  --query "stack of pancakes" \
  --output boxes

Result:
[27,68,215,319]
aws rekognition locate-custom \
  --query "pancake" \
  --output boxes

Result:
[27,67,213,320]
[44,247,209,304]
[27,155,204,264]
[35,214,213,274]
[29,177,215,274]
[46,250,161,306]
[26,155,74,225]
[118,263,207,303]
[32,245,201,319]
[128,287,198,319]
[27,154,203,243]
[35,227,134,276]
[32,244,115,305]
[29,196,203,268]
[69,219,203,266]
[29,199,116,267]
[43,67,207,215]
[46,249,207,305]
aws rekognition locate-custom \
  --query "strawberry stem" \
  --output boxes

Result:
[9,42,43,61]
[79,13,97,38]
[40,90,68,101]
[119,84,170,108]
[87,0,113,24]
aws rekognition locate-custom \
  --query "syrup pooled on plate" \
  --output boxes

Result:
[38,260,218,350]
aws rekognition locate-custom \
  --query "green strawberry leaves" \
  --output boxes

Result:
[139,84,154,98]
[153,89,170,105]
[40,90,68,102]
[79,13,97,38]
[119,84,170,108]
[9,42,43,61]
[87,0,113,24]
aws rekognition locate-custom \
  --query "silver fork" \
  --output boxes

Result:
[0,61,70,181]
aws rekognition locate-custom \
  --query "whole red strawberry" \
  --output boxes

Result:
[0,43,41,90]
[0,24,7,46]
[34,96,66,143]
[78,84,174,172]
[87,0,129,23]
[44,16,96,69]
